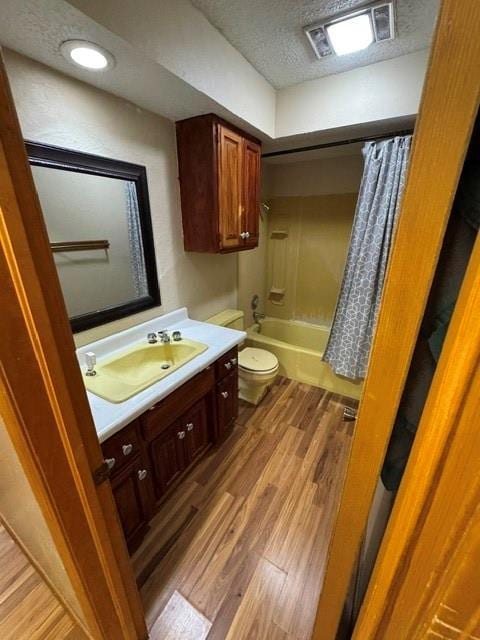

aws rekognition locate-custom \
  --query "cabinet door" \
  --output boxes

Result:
[243,139,261,248]
[110,456,150,552]
[216,370,238,439]
[184,397,210,464]
[149,422,186,499]
[218,124,243,250]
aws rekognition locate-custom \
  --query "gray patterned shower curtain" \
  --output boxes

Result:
[125,181,148,297]
[323,135,412,380]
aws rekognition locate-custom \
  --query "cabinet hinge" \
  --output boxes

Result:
[92,460,112,486]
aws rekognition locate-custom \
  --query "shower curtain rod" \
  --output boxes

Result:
[261,128,414,158]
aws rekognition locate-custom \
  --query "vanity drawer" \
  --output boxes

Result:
[216,347,238,381]
[101,420,140,476]
[141,366,215,442]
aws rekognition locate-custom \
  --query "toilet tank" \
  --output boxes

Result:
[206,309,244,331]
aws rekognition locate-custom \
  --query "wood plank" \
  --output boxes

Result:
[149,591,211,640]
[225,557,287,640]
[0,525,84,640]
[138,381,353,639]
[313,1,480,637]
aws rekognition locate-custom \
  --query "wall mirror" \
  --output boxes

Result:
[26,141,160,332]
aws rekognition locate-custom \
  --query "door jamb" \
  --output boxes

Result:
[0,49,147,639]
[312,1,480,637]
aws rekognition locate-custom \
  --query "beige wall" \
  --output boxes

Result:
[4,49,238,346]
[0,418,84,626]
[237,171,270,324]
[276,50,428,138]
[239,154,363,326]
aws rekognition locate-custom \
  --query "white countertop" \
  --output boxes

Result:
[76,308,245,443]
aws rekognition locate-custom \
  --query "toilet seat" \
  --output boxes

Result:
[238,347,278,374]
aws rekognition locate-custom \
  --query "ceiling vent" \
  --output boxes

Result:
[305,1,395,58]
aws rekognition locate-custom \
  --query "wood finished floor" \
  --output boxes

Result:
[134,377,356,640]
[0,523,84,640]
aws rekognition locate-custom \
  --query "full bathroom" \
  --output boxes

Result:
[2,1,479,639]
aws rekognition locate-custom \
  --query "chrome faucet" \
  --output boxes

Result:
[158,330,171,344]
[253,311,265,324]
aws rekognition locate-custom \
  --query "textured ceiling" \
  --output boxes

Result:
[190,0,440,88]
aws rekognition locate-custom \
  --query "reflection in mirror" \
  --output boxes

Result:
[26,142,160,332]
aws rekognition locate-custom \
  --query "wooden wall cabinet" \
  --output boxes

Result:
[176,114,261,253]
[101,348,239,552]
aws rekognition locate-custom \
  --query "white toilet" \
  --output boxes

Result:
[207,309,279,405]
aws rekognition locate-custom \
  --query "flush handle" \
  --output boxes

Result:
[177,430,186,440]
[221,391,229,399]
[186,422,194,431]
[137,469,148,481]
[122,443,133,456]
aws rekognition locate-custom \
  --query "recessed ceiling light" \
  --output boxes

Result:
[304,1,395,59]
[60,40,115,71]
[327,13,374,56]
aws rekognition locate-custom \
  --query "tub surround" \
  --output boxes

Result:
[77,308,246,443]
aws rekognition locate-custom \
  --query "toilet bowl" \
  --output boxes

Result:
[206,309,279,406]
[238,347,279,405]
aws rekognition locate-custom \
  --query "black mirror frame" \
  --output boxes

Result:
[26,141,161,333]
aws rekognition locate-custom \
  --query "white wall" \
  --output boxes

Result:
[69,0,276,137]
[276,50,428,138]
[5,49,238,346]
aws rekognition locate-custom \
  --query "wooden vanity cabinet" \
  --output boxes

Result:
[176,114,261,253]
[101,420,153,553]
[102,348,239,552]
[215,346,239,439]
[109,455,151,553]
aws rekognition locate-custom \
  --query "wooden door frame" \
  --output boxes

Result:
[0,50,147,639]
[355,233,480,637]
[313,1,480,637]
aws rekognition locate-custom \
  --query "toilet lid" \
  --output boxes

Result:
[238,347,278,372]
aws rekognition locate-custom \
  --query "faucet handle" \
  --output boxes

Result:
[172,331,182,341]
[147,332,157,344]
[85,351,97,376]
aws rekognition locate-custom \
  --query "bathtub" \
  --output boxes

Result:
[246,317,362,400]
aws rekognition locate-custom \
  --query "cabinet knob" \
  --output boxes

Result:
[245,231,250,239]
[105,457,116,470]
[230,357,237,366]
[178,430,186,440]
[224,361,232,370]
[240,231,246,239]
[221,391,229,399]
[186,422,194,431]
[122,443,133,456]
[137,469,148,481]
